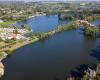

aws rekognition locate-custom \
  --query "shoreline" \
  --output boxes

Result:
[0,20,74,77]
[0,37,39,55]
[0,17,99,77]
[9,38,39,54]
[1,18,100,56]
[0,37,39,77]
[7,22,74,54]
[28,14,46,19]
[0,21,74,56]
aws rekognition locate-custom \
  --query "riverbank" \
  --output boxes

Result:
[0,37,39,77]
[1,18,99,56]
[75,19,100,38]
[0,21,74,56]
[0,21,74,77]
[27,21,74,40]
[0,18,99,78]
[86,15,100,22]
[28,14,46,19]
[0,37,39,55]
[67,63,100,80]
[2,28,99,80]
[67,45,100,80]
[0,52,8,77]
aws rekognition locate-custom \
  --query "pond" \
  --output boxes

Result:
[2,16,100,80]
[12,15,70,32]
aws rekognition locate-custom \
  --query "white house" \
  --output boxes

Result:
[0,20,3,23]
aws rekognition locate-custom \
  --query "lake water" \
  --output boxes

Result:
[12,15,70,32]
[91,19,100,26]
[2,15,100,80]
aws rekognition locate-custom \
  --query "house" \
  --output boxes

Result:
[7,34,17,39]
[0,20,3,23]
[16,34,22,40]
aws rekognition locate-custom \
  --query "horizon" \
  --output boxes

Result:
[0,0,100,2]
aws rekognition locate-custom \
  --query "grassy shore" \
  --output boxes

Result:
[0,21,74,55]
[0,18,99,78]
[85,15,100,22]
[8,38,39,54]
[0,18,27,28]
[0,18,99,56]
[0,37,39,55]
[0,21,16,28]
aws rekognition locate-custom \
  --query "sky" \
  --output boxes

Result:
[0,0,100,1]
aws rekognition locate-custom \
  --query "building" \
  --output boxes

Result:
[0,20,3,23]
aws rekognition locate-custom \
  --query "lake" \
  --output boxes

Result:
[12,15,70,32]
[2,15,100,80]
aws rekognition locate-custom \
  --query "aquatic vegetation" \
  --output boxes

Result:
[84,27,99,38]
